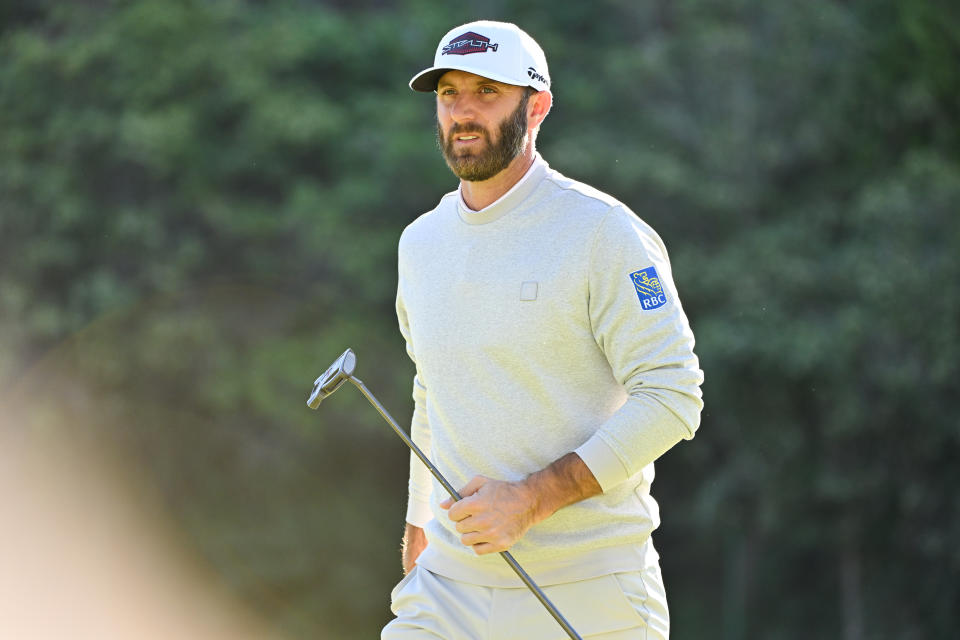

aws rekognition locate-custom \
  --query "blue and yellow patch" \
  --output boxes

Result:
[630,267,668,310]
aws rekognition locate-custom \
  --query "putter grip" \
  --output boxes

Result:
[347,378,584,640]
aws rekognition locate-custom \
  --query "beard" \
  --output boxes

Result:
[436,92,530,182]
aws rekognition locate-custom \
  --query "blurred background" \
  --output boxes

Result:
[1,0,957,638]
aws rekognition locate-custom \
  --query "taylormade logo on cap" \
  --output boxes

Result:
[409,20,551,93]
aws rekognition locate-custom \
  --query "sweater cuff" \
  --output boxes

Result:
[405,497,433,528]
[574,434,630,492]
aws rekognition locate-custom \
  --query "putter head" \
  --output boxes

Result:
[307,348,357,409]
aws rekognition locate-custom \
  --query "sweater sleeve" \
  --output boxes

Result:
[396,241,434,527]
[404,375,433,526]
[573,207,704,492]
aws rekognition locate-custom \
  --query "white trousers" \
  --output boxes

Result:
[382,564,669,640]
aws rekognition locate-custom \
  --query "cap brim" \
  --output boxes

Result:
[408,65,533,92]
[409,67,450,92]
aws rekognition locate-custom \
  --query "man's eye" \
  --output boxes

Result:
[439,88,456,95]
[480,86,497,94]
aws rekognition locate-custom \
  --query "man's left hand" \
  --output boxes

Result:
[440,476,539,555]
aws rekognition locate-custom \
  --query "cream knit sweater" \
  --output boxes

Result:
[396,156,704,586]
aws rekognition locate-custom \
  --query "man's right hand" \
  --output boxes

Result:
[401,523,427,575]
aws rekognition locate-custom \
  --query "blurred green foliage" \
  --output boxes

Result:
[1,1,957,638]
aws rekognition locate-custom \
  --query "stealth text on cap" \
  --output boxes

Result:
[442,32,499,55]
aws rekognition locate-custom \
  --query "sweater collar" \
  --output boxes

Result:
[456,154,549,225]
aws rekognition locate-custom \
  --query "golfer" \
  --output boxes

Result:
[384,20,704,639]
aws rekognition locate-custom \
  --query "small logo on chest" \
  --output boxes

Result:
[630,267,668,310]
[520,281,539,301]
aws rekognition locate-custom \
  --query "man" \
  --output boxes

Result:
[384,20,703,640]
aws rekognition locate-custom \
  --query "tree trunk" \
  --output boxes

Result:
[841,542,864,640]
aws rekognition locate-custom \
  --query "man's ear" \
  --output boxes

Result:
[529,90,553,128]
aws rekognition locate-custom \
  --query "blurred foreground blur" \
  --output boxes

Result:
[0,413,285,640]
[0,286,408,639]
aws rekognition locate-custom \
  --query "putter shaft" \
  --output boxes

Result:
[348,377,584,640]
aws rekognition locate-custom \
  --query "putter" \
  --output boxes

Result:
[308,348,583,640]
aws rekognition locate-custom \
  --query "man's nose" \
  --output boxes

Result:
[448,94,478,123]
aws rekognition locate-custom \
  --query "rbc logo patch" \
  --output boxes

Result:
[630,267,668,310]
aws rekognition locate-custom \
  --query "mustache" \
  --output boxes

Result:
[445,123,489,138]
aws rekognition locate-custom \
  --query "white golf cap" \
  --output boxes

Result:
[409,20,551,93]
